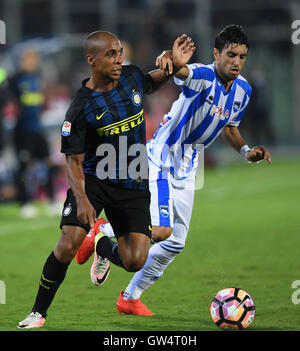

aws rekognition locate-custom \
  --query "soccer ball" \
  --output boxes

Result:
[210,287,255,330]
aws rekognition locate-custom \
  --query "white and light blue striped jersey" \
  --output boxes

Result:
[147,61,252,178]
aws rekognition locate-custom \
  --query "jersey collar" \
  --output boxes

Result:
[212,61,236,95]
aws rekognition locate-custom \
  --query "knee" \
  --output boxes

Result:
[152,226,173,242]
[54,227,85,263]
[55,240,77,263]
[122,252,148,272]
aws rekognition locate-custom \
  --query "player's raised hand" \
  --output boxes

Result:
[247,145,272,164]
[172,34,195,70]
[155,50,173,74]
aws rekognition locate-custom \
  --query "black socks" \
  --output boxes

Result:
[96,236,124,268]
[31,239,123,318]
[32,251,70,318]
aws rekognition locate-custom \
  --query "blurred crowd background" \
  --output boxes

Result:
[0,0,299,215]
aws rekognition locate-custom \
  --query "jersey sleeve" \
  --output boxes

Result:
[174,64,214,97]
[173,63,197,86]
[60,105,87,155]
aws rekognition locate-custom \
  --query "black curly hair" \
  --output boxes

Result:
[215,25,249,52]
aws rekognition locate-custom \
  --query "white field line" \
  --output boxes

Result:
[0,220,57,236]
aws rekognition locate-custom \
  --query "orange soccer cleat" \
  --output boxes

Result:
[116,291,155,316]
[75,218,108,264]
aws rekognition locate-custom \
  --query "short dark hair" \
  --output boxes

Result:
[84,30,118,56]
[215,24,249,52]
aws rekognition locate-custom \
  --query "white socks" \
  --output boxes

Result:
[123,242,178,300]
[100,220,181,301]
[100,222,115,238]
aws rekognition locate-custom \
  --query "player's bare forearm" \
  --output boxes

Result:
[154,52,189,81]
[222,125,247,152]
[66,154,97,227]
[66,154,86,200]
[147,68,172,94]
[174,66,190,80]
[222,125,272,164]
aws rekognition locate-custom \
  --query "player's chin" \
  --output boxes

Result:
[228,71,239,80]
[111,69,122,78]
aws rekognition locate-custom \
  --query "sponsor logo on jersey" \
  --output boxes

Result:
[96,109,144,136]
[210,105,229,120]
[20,92,44,106]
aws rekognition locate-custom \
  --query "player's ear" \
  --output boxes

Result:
[213,48,219,61]
[86,54,96,67]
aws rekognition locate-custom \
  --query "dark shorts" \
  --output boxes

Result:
[60,174,152,239]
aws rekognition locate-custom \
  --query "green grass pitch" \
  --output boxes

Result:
[0,157,300,331]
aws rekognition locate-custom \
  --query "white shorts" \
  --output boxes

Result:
[149,160,196,250]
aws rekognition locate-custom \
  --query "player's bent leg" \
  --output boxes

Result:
[18,226,87,329]
[116,241,182,315]
[93,231,150,283]
[117,232,151,272]
[54,225,88,263]
[76,218,109,264]
[151,225,173,242]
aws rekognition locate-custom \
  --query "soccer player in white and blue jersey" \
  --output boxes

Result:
[86,25,272,315]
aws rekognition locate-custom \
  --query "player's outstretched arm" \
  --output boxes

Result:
[148,34,195,93]
[222,125,272,164]
[155,34,195,80]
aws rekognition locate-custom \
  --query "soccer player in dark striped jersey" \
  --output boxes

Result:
[18,30,195,328]
[8,50,57,218]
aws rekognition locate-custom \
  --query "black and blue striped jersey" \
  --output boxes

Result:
[9,72,44,132]
[61,65,153,190]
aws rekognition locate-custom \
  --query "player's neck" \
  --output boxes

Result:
[215,67,234,91]
[222,80,233,91]
[86,74,118,92]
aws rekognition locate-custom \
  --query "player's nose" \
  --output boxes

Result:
[115,53,123,65]
[233,56,241,67]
